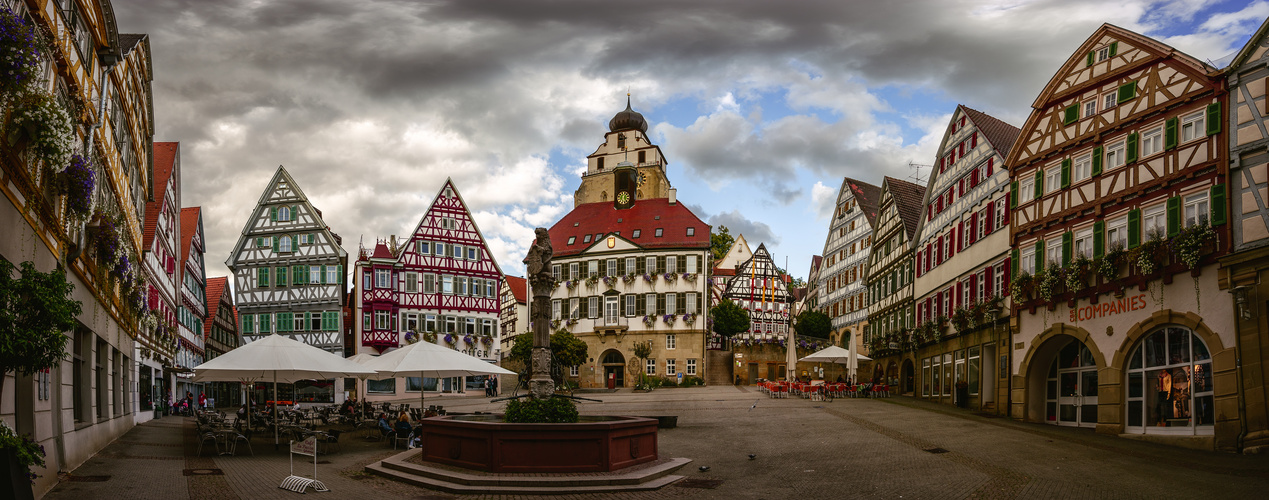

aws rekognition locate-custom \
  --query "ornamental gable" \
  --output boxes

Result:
[394,178,503,278]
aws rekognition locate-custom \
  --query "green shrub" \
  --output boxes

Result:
[680,376,704,387]
[659,377,678,387]
[504,397,579,423]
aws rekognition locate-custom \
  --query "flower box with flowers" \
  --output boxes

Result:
[57,154,95,221]
[565,318,578,327]
[622,273,638,284]
[641,315,655,327]
[565,280,578,290]
[661,314,675,324]
[682,313,696,324]
[662,272,677,283]
[443,333,456,344]
[682,272,697,282]
[480,334,492,345]
[463,335,474,345]
[585,275,600,287]
[404,331,420,344]
[642,273,654,283]
[423,331,437,343]
[602,275,616,288]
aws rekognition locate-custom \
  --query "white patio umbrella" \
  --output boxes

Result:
[346,353,379,402]
[362,341,515,411]
[799,345,872,364]
[193,334,377,448]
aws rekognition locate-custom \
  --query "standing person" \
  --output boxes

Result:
[491,376,498,397]
[483,377,491,397]
[185,392,194,415]
[198,392,208,410]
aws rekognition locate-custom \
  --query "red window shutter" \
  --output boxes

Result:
[955,282,963,308]
[958,178,965,196]
[985,203,995,233]
[1003,258,1011,296]
[986,157,994,176]
[1003,195,1011,225]
[968,214,977,245]
[972,132,978,148]
[972,169,980,186]
[968,276,977,302]
[936,236,943,264]
[959,142,965,156]
[985,267,994,297]
[960,116,966,127]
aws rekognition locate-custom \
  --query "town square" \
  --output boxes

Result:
[4,0,1269,498]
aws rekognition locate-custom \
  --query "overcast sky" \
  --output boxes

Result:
[113,0,1267,283]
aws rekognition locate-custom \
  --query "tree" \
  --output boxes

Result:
[710,225,734,262]
[710,299,750,338]
[794,310,832,339]
[508,328,589,384]
[632,340,653,387]
[0,260,82,409]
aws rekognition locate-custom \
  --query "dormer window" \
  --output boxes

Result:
[632,230,641,238]
[686,227,695,236]
[655,228,663,237]
[583,234,592,244]
[567,236,576,245]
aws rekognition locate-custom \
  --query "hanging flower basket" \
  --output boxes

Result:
[1011,271,1034,301]
[0,7,45,97]
[682,272,698,282]
[423,331,437,343]
[585,275,600,288]
[57,154,94,220]
[443,333,455,344]
[641,315,655,327]
[1131,230,1167,275]
[682,313,696,324]
[642,273,655,283]
[622,273,638,284]
[1066,255,1091,293]
[6,88,75,170]
[662,272,677,283]
[480,335,492,345]
[1172,222,1215,270]
[404,331,419,344]
[565,280,577,290]
[1097,244,1126,283]
[463,335,474,345]
[662,314,676,324]
[1037,265,1063,303]
[602,275,616,288]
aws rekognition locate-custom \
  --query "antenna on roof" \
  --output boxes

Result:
[908,161,930,186]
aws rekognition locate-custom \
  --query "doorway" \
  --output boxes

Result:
[901,360,915,394]
[1045,339,1098,427]
[601,350,625,387]
[982,344,997,406]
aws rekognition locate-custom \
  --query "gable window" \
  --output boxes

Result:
[655,228,664,237]
[468,248,478,260]
[1180,110,1205,143]
[686,227,695,236]
[279,236,292,253]
[374,269,391,289]
[1019,177,1036,204]
[278,206,291,221]
[1106,141,1125,170]
[1142,126,1164,157]
[1184,192,1209,228]
[1083,100,1096,119]
[1074,227,1093,259]
[434,242,445,256]
[1143,203,1166,238]
[1107,216,1128,250]
[1072,153,1092,183]
[452,244,463,259]
[1045,166,1062,194]
[417,241,429,254]
[1097,46,1111,61]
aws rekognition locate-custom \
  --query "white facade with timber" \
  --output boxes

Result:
[863,177,925,356]
[226,166,349,359]
[1007,24,1236,450]
[352,179,504,397]
[818,177,880,350]
[721,243,791,340]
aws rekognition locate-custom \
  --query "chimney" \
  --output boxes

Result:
[668,188,677,205]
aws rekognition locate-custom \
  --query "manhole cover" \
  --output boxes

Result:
[676,478,723,489]
[66,475,110,482]
[182,469,224,476]
[923,448,950,454]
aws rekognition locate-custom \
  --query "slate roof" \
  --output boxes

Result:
[142,142,179,248]
[548,199,710,258]
[119,34,145,55]
[844,178,882,230]
[885,176,927,240]
[504,275,527,304]
[179,207,200,267]
[371,242,393,260]
[961,106,1021,159]
[203,276,229,338]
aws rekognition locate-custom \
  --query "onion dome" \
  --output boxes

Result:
[608,96,648,133]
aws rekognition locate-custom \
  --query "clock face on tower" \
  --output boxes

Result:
[616,191,631,205]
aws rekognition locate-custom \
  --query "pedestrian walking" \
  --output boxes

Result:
[198,392,207,410]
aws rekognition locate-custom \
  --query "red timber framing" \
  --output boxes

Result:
[355,178,503,351]
[1006,23,1228,312]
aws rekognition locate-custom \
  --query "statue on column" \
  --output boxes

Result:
[523,228,555,400]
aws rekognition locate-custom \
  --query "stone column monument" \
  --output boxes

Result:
[523,228,555,400]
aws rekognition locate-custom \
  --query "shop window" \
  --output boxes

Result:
[1124,326,1213,433]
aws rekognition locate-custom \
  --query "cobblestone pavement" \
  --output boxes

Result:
[44,386,1269,499]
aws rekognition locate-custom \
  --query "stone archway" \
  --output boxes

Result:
[1017,324,1107,427]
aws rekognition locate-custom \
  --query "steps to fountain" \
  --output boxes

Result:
[366,450,691,494]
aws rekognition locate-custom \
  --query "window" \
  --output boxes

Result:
[1103,92,1117,111]
[1074,227,1093,259]
[666,359,676,375]
[458,277,468,296]
[686,227,695,236]
[552,264,561,281]
[645,256,656,274]
[1106,141,1125,170]
[655,228,664,237]
[1180,111,1205,143]
[327,266,339,284]
[468,247,478,260]
[666,334,676,349]
[625,257,636,274]
[552,300,561,320]
[687,359,697,376]
[310,312,322,331]
[1073,153,1091,183]
[583,234,592,244]
[569,262,579,280]
[1046,238,1062,267]
[569,298,579,319]
[1142,126,1163,157]
[294,313,306,332]
[1124,326,1213,432]
[417,241,429,254]
[278,206,291,221]
[1045,166,1062,194]
[1184,192,1209,228]
[452,244,463,259]
[442,275,454,294]
[466,317,476,334]
[434,242,445,256]
[1083,100,1096,118]
[1143,203,1166,238]
[1021,245,1037,275]
[279,235,292,253]
[606,259,617,277]
[567,236,575,245]
[1019,177,1035,204]
[995,200,1007,229]
[570,365,579,377]
[632,229,641,238]
[686,293,697,314]
[1107,216,1128,250]
[645,293,656,316]
[625,295,636,316]
[666,293,677,315]
[588,260,598,276]
[666,256,677,274]
[994,263,1005,298]
[588,297,598,319]
[374,311,389,330]
[375,269,391,289]
[646,359,657,376]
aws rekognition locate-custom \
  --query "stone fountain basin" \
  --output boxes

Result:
[417,415,659,473]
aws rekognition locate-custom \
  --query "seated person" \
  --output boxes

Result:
[393,412,413,437]
[407,425,424,449]
[377,413,393,437]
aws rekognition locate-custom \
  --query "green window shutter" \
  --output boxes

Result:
[1109,42,1118,57]
[255,237,264,248]
[242,313,254,333]
[272,236,279,253]
[1167,196,1181,237]
[276,266,287,287]
[1117,81,1136,103]
[291,205,298,220]
[320,265,328,284]
[259,268,269,287]
[1126,133,1139,164]
[1211,184,1227,225]
[291,235,299,250]
[1206,103,1221,136]
[1010,181,1019,208]
[1093,221,1105,259]
[1086,51,1094,67]
[1064,104,1078,125]
[270,207,277,221]
[1092,146,1103,176]
[1011,249,1019,277]
[1060,159,1071,189]
[1035,240,1045,273]
[1062,232,1073,267]
[1165,117,1178,149]
[292,265,304,285]
[337,265,343,284]
[1035,170,1044,198]
[1128,209,1141,248]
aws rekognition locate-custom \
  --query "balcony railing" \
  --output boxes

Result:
[593,315,629,331]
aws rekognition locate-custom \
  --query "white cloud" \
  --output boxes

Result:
[810,181,837,220]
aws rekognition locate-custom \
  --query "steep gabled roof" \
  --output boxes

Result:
[143,142,179,248]
[203,276,229,337]
[179,207,200,267]
[714,234,753,271]
[392,178,504,275]
[549,199,710,258]
[885,176,927,240]
[118,33,145,55]
[843,177,882,230]
[370,242,393,260]
[1228,16,1269,72]
[504,275,527,304]
[960,106,1021,157]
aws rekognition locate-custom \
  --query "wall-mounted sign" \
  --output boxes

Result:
[1069,294,1147,323]
[607,236,616,248]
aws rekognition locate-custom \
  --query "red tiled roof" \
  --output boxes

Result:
[712,268,737,276]
[885,176,927,240]
[203,276,229,338]
[844,178,882,231]
[961,106,1021,159]
[179,207,200,267]
[504,275,527,304]
[371,242,392,259]
[143,142,179,248]
[548,199,710,257]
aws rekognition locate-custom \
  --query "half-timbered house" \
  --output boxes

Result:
[863,177,925,384]
[547,100,712,388]
[818,177,880,375]
[1007,24,1234,449]
[710,234,752,306]
[0,2,156,493]
[140,142,180,421]
[202,276,241,407]
[175,207,207,399]
[498,275,528,358]
[1219,18,1269,453]
[226,166,349,404]
[721,244,791,340]
[352,179,504,398]
[910,106,1019,409]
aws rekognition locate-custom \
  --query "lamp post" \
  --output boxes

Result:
[988,305,1001,416]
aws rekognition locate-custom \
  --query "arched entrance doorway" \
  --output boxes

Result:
[1122,325,1213,435]
[600,349,625,388]
[1025,334,1100,428]
[901,359,915,394]
[886,361,898,386]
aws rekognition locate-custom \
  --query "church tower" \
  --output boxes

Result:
[574,96,674,207]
